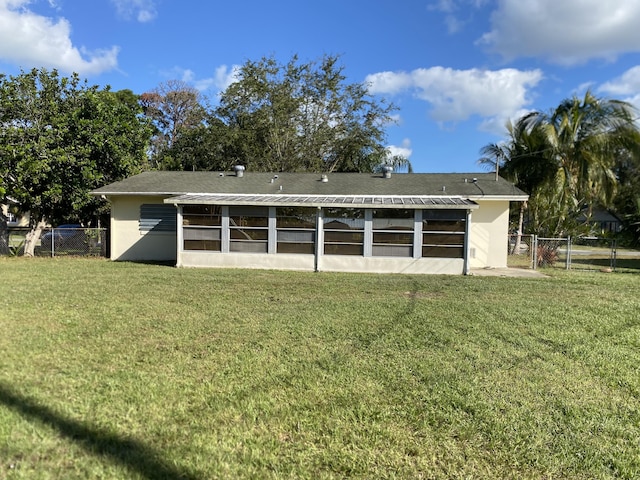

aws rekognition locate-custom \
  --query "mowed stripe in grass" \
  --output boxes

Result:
[0,258,639,479]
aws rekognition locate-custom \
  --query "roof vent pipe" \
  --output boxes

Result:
[382,165,393,179]
[234,165,245,177]
[321,174,328,183]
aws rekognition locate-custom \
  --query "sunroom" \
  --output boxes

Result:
[166,194,478,275]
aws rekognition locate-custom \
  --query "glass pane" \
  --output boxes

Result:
[324,231,364,243]
[372,209,414,230]
[277,231,315,243]
[184,240,221,251]
[372,218,414,230]
[230,241,268,253]
[422,209,466,220]
[183,205,222,215]
[422,246,464,258]
[276,207,317,228]
[183,228,220,241]
[229,206,269,216]
[323,208,365,229]
[324,243,363,255]
[230,228,269,240]
[277,242,315,254]
[372,245,412,257]
[373,232,413,244]
[183,205,222,226]
[422,220,465,232]
[230,216,269,228]
[423,232,464,245]
[183,215,221,226]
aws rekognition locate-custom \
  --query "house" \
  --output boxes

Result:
[577,207,622,235]
[1,201,29,227]
[91,169,528,275]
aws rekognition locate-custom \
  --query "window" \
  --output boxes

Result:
[276,207,316,254]
[372,209,414,257]
[183,205,222,251]
[323,208,365,255]
[422,209,466,258]
[140,204,176,233]
[229,206,269,253]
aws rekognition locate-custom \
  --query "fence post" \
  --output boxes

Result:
[566,235,571,270]
[532,235,538,270]
[611,239,617,271]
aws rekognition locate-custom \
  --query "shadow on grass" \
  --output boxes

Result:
[571,256,640,271]
[0,381,199,479]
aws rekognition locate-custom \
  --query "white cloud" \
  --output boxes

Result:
[428,0,489,33]
[0,0,119,75]
[110,0,157,23]
[366,66,542,129]
[428,0,457,14]
[161,64,241,93]
[387,138,413,159]
[599,66,640,96]
[598,66,640,111]
[211,64,241,91]
[479,0,640,65]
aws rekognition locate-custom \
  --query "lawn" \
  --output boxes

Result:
[1,258,639,479]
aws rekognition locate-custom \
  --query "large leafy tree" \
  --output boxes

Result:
[0,68,153,255]
[164,55,409,173]
[139,80,207,169]
[480,92,640,237]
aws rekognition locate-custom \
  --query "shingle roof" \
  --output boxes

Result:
[92,171,528,200]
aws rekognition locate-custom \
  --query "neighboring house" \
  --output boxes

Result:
[578,207,622,235]
[1,202,29,227]
[91,169,528,275]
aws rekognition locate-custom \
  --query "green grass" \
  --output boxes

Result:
[1,258,639,479]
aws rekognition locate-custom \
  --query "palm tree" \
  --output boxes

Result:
[484,92,640,239]
[523,91,640,235]
[478,118,553,248]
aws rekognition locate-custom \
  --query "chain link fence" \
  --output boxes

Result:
[535,237,570,270]
[506,234,535,269]
[508,234,639,272]
[569,236,616,271]
[0,226,107,257]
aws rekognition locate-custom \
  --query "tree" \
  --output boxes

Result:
[0,69,153,255]
[524,91,640,236]
[612,151,640,246]
[164,55,409,173]
[480,92,640,238]
[140,80,207,169]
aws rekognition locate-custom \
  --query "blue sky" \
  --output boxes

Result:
[2,0,640,173]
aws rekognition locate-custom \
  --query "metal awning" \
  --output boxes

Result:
[164,194,479,209]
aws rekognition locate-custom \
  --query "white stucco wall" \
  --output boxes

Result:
[109,195,176,262]
[179,251,464,274]
[469,200,510,268]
